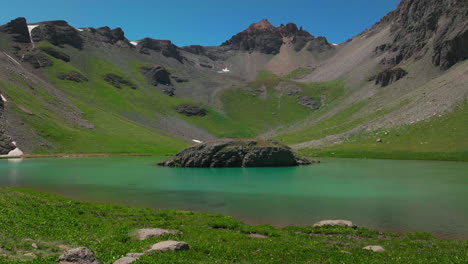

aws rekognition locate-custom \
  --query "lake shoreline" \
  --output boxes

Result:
[0,187,466,263]
[1,151,467,162]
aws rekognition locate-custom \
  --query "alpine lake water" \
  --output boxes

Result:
[0,156,467,239]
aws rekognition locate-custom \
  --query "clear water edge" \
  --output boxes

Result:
[0,157,467,239]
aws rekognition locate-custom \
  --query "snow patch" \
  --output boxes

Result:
[0,143,24,157]
[130,41,139,46]
[76,28,84,32]
[192,139,202,144]
[27,24,39,47]
[0,141,24,158]
[217,67,230,73]
[1,94,7,102]
[3,52,21,65]
[331,43,338,46]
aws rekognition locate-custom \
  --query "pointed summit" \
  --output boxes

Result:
[244,19,275,33]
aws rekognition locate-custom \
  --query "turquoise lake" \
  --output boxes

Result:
[0,157,467,239]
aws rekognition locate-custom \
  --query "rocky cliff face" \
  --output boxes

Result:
[374,0,468,69]
[138,38,183,62]
[0,93,14,155]
[158,139,312,168]
[88,26,132,48]
[370,67,408,87]
[221,19,333,54]
[0,17,30,43]
[31,20,83,49]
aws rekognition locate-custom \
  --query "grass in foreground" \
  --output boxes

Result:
[0,188,466,263]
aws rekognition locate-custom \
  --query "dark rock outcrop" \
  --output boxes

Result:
[374,0,468,69]
[372,67,408,87]
[22,52,53,68]
[433,28,468,69]
[181,45,207,55]
[176,104,207,117]
[297,95,321,109]
[0,93,15,155]
[141,65,174,95]
[141,65,171,86]
[305,37,334,53]
[181,45,219,60]
[199,63,213,68]
[57,72,88,82]
[221,19,283,54]
[171,76,188,83]
[88,26,132,48]
[158,139,312,168]
[0,17,30,43]
[31,20,83,49]
[138,38,183,62]
[221,19,333,54]
[103,74,136,89]
[38,47,70,62]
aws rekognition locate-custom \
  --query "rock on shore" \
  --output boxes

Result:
[158,139,312,168]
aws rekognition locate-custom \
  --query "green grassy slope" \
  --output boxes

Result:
[1,188,466,264]
[41,46,252,139]
[2,42,259,154]
[219,72,345,134]
[300,103,468,161]
[0,78,186,154]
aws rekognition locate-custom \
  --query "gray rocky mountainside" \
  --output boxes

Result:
[0,0,466,157]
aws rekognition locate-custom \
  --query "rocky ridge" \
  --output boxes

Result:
[373,0,468,69]
[221,19,334,54]
[31,20,83,49]
[0,17,30,43]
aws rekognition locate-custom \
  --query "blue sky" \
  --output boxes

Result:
[1,0,400,46]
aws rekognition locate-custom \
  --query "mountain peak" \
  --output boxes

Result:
[244,19,275,33]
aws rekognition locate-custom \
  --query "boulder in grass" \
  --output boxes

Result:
[248,233,268,239]
[112,253,144,264]
[58,247,100,264]
[363,245,385,252]
[134,228,182,240]
[147,241,189,252]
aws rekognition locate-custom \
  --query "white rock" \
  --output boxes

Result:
[135,228,182,240]
[363,245,385,252]
[313,220,355,228]
[147,240,189,252]
[248,233,268,238]
[24,252,36,257]
[113,253,144,264]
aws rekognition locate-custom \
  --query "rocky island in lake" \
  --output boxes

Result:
[158,139,312,168]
